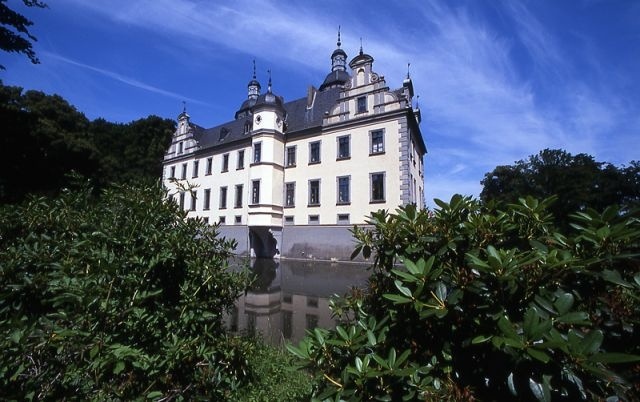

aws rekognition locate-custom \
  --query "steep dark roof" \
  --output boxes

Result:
[284,87,341,132]
[193,87,342,152]
[318,70,350,91]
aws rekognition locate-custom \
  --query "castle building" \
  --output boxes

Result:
[162,33,426,260]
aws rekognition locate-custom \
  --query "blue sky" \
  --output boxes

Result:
[2,0,639,206]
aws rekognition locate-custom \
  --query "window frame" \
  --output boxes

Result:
[205,157,213,175]
[337,175,350,205]
[309,141,321,164]
[285,182,295,207]
[222,153,229,172]
[370,172,386,203]
[190,190,197,211]
[235,184,243,208]
[237,150,245,170]
[251,180,260,205]
[181,163,187,180]
[286,145,296,167]
[192,160,199,178]
[337,135,350,160]
[220,186,228,209]
[203,188,211,210]
[308,179,320,206]
[370,129,385,155]
[357,96,367,114]
[253,142,262,163]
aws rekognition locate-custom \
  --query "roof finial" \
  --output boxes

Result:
[182,101,187,113]
[359,37,363,55]
[337,25,341,48]
[407,62,411,79]
[267,69,272,93]
[252,59,256,79]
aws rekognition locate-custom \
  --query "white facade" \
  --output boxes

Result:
[163,39,426,259]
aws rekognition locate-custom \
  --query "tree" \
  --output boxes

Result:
[0,82,97,202]
[0,82,175,203]
[289,196,640,401]
[0,0,46,69]
[0,180,252,399]
[480,149,640,227]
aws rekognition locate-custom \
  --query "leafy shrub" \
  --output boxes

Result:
[0,179,251,400]
[288,195,640,401]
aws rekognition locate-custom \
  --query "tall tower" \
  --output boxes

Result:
[247,73,287,257]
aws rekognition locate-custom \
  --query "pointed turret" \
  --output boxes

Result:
[319,27,351,91]
[236,60,262,119]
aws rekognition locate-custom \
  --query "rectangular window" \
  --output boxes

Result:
[222,153,229,172]
[192,160,199,178]
[307,297,318,308]
[178,142,183,154]
[371,172,385,202]
[190,190,197,211]
[306,314,318,330]
[181,163,187,179]
[357,96,367,113]
[337,214,350,224]
[251,180,260,204]
[219,216,226,225]
[179,192,185,209]
[220,186,227,209]
[337,176,350,204]
[235,215,242,224]
[284,216,294,225]
[253,142,261,163]
[203,188,211,210]
[308,179,320,206]
[370,130,385,154]
[308,215,319,225]
[235,184,243,208]
[286,146,296,167]
[206,157,212,175]
[285,182,295,207]
[170,166,175,178]
[309,141,320,164]
[337,135,350,159]
[237,150,245,169]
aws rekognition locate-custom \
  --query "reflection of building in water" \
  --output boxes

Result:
[226,258,369,345]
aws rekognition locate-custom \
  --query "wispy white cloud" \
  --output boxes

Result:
[53,0,640,205]
[43,51,212,106]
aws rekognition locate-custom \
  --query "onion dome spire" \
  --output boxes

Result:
[247,59,261,100]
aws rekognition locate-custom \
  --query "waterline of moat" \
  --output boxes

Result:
[225,258,371,345]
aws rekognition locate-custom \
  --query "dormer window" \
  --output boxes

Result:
[244,121,252,134]
[219,127,229,141]
[178,142,183,154]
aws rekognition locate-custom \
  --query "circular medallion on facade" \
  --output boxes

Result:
[255,114,262,125]
[371,73,379,82]
[344,81,352,89]
[276,117,282,128]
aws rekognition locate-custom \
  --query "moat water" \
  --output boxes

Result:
[226,258,371,346]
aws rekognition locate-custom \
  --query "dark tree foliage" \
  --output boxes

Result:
[481,149,640,227]
[0,0,46,69]
[0,82,175,203]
